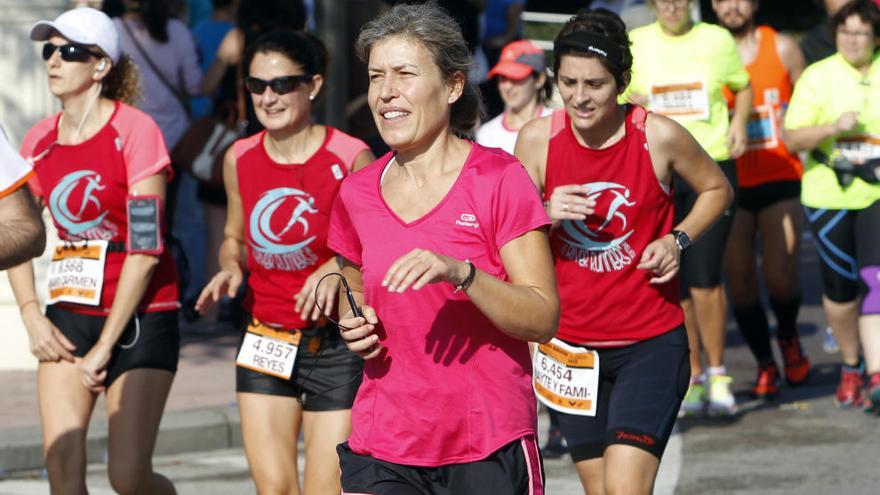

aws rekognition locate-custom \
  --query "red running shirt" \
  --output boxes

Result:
[21,102,178,315]
[235,127,368,329]
[723,26,803,187]
[545,106,684,345]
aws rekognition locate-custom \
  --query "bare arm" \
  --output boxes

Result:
[196,147,245,312]
[79,171,169,390]
[200,28,243,96]
[351,149,376,172]
[727,83,753,159]
[648,113,733,242]
[776,33,807,84]
[0,186,45,269]
[783,113,857,153]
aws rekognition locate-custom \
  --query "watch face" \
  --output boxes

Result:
[675,231,691,250]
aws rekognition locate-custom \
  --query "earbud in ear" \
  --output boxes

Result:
[96,60,107,72]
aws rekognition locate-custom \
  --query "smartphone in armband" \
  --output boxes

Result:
[126,195,164,255]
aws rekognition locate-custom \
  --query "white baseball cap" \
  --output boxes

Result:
[30,7,120,63]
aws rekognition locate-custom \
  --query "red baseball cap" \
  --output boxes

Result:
[487,40,546,80]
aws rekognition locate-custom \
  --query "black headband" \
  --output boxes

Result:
[554,31,625,68]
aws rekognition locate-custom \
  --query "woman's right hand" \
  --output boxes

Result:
[339,304,383,360]
[547,184,596,222]
[22,307,75,362]
[195,269,243,314]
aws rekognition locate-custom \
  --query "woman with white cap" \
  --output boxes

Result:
[476,39,554,155]
[9,7,179,494]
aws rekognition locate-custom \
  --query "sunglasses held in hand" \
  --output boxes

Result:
[244,75,314,95]
[42,42,103,63]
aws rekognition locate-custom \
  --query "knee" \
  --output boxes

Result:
[44,435,86,486]
[604,477,653,495]
[253,471,296,495]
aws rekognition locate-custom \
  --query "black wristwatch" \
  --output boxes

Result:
[671,230,693,252]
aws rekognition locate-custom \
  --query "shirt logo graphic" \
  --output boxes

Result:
[250,187,320,271]
[49,170,113,238]
[455,213,479,228]
[561,182,637,273]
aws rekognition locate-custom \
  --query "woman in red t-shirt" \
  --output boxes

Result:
[195,31,373,494]
[10,8,179,494]
[516,9,733,495]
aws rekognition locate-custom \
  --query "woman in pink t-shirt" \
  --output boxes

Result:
[10,8,179,494]
[328,3,559,494]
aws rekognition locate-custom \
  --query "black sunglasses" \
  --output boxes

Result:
[244,75,313,95]
[42,43,102,63]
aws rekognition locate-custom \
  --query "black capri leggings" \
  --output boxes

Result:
[674,160,738,296]
[804,199,880,311]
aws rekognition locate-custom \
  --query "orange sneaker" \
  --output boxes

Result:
[779,337,810,386]
[751,363,780,399]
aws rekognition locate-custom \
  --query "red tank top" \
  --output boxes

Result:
[724,26,803,187]
[545,106,684,345]
[235,127,369,329]
[22,102,178,315]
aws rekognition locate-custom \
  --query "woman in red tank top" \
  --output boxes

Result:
[516,9,733,495]
[195,32,374,494]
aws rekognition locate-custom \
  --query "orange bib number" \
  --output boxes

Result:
[236,320,301,379]
[533,339,600,416]
[46,240,109,306]
[649,81,710,121]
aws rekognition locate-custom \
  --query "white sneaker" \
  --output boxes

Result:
[678,376,706,418]
[706,374,737,416]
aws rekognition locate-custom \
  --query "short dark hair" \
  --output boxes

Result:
[244,30,327,78]
[553,8,633,91]
[831,0,880,39]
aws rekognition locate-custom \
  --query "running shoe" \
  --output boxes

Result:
[751,363,780,399]
[864,373,880,415]
[541,425,567,459]
[835,365,865,409]
[678,376,706,418]
[707,374,737,416]
[779,337,811,386]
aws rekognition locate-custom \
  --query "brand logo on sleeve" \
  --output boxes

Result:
[560,182,637,273]
[249,187,320,270]
[330,163,345,180]
[48,170,117,240]
[455,213,479,229]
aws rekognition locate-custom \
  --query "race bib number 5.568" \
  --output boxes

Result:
[533,339,600,417]
[236,320,301,379]
[46,240,109,306]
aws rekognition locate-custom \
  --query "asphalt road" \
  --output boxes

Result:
[2,237,878,494]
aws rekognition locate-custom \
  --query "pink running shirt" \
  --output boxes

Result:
[328,143,550,466]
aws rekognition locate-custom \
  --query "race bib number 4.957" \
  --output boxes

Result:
[533,339,600,417]
[236,320,301,379]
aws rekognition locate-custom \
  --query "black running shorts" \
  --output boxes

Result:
[674,160,738,293]
[46,305,180,387]
[235,317,363,411]
[338,435,545,495]
[737,180,801,213]
[555,327,690,461]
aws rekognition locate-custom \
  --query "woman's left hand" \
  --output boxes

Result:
[382,249,468,293]
[79,341,112,392]
[636,234,680,285]
[294,260,341,322]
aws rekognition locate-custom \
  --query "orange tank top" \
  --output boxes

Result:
[724,26,802,187]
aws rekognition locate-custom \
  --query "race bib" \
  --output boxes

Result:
[745,105,779,151]
[533,338,600,417]
[834,135,880,164]
[46,240,109,306]
[236,320,301,379]
[649,81,710,121]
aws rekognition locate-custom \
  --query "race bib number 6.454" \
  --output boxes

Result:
[533,339,600,417]
[236,321,301,379]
